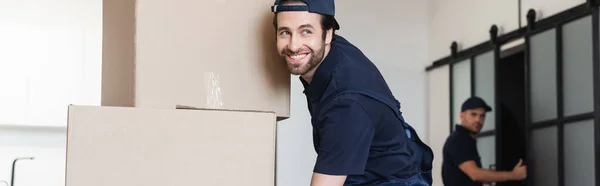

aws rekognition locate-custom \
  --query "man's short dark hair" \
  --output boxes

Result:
[272,0,338,40]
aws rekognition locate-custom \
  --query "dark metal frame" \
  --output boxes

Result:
[475,26,499,139]
[491,32,503,176]
[593,5,600,185]
[426,4,592,71]
[449,50,455,133]
[522,19,532,186]
[556,22,566,186]
[437,1,600,186]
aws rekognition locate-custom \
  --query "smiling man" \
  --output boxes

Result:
[271,0,433,185]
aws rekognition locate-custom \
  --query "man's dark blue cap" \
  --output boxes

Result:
[271,0,340,30]
[461,97,492,112]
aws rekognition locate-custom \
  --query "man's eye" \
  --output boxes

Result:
[280,31,290,36]
[302,30,312,35]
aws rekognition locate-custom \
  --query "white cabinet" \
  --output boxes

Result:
[0,0,101,127]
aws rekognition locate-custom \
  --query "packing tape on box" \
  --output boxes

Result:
[204,72,224,109]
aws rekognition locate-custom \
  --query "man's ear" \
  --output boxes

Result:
[325,29,333,45]
[459,111,465,121]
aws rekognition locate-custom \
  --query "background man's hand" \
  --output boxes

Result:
[511,159,527,180]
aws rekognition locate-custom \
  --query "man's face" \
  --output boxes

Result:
[275,11,329,75]
[460,108,487,134]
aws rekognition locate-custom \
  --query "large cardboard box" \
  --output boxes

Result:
[101,0,291,119]
[65,105,276,186]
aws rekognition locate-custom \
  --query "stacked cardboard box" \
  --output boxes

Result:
[65,105,276,186]
[100,0,290,118]
[65,0,289,185]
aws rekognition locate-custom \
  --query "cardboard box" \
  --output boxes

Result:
[101,0,136,108]
[65,105,276,186]
[101,0,291,119]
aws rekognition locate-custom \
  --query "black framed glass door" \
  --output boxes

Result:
[437,3,600,186]
[474,50,499,186]
[449,45,499,186]
[524,12,596,186]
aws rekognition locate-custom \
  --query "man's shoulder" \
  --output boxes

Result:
[331,35,371,65]
[443,130,478,153]
[443,131,463,149]
[329,43,386,91]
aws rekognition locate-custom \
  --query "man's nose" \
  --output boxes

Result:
[288,35,301,52]
[477,116,484,123]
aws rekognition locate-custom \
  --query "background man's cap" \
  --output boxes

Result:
[461,97,492,112]
[271,0,340,30]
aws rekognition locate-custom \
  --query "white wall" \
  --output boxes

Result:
[0,0,101,185]
[0,0,102,127]
[336,0,429,137]
[428,0,585,62]
[427,0,517,62]
[276,79,316,186]
[426,66,450,186]
[277,1,429,185]
[426,0,586,185]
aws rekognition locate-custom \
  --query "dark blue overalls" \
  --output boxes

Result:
[301,35,434,186]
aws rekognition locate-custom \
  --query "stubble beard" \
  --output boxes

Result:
[281,42,326,76]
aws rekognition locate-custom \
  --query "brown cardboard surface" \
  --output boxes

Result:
[134,0,290,118]
[65,105,276,186]
[101,0,135,107]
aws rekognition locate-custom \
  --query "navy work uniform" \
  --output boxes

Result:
[442,125,482,186]
[442,97,493,186]
[300,34,433,185]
